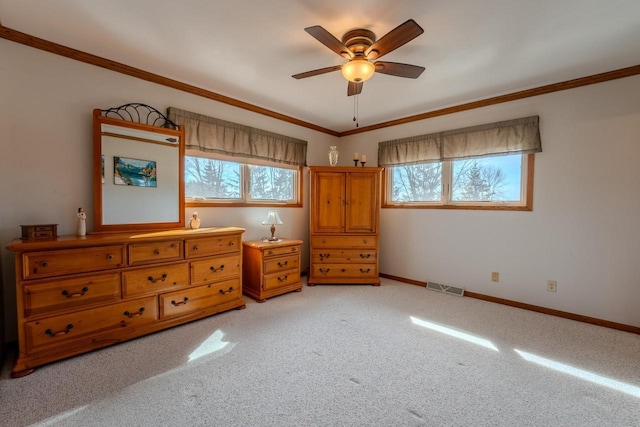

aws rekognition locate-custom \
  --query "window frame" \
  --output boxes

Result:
[382,154,534,211]
[185,154,303,208]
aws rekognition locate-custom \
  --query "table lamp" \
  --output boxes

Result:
[261,209,283,241]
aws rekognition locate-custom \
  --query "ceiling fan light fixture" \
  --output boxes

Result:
[341,58,375,83]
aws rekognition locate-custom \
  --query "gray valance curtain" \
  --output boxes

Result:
[167,107,307,166]
[378,115,542,166]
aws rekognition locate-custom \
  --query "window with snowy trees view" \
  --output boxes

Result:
[185,155,301,205]
[385,154,533,209]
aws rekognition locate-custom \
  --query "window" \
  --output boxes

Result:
[185,155,302,207]
[384,154,533,210]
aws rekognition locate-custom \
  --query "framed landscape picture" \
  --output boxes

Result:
[114,156,157,187]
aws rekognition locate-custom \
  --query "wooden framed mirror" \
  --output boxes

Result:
[92,104,185,232]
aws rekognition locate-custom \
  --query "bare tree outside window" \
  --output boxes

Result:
[392,162,441,201]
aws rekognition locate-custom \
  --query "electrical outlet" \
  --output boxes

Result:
[491,272,499,282]
[547,280,557,292]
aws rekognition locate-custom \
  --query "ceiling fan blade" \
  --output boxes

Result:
[347,81,363,96]
[365,19,424,59]
[374,61,425,78]
[292,65,342,79]
[305,26,353,59]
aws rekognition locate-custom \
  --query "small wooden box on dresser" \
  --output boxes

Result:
[242,239,303,302]
[308,166,382,286]
[6,227,245,378]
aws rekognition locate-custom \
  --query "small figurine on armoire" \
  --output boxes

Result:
[76,207,87,236]
[189,212,201,229]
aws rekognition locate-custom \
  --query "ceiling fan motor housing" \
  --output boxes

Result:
[342,28,376,57]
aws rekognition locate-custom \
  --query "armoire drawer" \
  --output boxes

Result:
[122,262,189,297]
[23,273,121,317]
[159,278,241,319]
[22,246,125,280]
[312,264,378,278]
[25,296,158,353]
[311,249,377,264]
[310,236,378,249]
[185,235,240,259]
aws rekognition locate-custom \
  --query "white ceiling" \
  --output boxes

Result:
[2,0,640,133]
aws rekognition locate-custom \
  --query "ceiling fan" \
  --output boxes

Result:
[292,19,425,96]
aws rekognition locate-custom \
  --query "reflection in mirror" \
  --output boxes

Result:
[93,104,185,232]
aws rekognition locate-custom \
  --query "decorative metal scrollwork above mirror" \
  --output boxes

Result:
[93,103,185,232]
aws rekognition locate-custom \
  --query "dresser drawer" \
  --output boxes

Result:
[23,246,125,280]
[312,263,378,278]
[185,235,240,259]
[159,278,241,319]
[122,262,189,298]
[190,254,241,286]
[25,296,157,353]
[312,249,377,264]
[263,269,300,291]
[128,240,183,265]
[311,236,378,249]
[263,254,300,274]
[23,273,121,317]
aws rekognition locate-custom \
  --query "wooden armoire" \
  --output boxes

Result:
[308,166,382,286]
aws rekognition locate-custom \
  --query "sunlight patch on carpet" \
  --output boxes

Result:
[410,316,499,351]
[515,349,640,398]
[188,330,230,362]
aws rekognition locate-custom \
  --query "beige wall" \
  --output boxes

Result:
[2,36,639,344]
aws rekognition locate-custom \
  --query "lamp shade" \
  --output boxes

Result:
[341,58,375,83]
[261,209,283,226]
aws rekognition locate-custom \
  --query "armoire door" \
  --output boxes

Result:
[345,172,379,233]
[311,171,346,233]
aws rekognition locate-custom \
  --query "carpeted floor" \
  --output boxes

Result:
[1,277,639,426]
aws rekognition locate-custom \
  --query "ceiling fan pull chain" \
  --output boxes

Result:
[353,95,359,128]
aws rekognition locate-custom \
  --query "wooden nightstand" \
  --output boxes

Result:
[242,238,303,302]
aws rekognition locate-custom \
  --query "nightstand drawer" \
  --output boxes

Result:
[264,254,299,274]
[263,269,299,291]
[263,245,300,258]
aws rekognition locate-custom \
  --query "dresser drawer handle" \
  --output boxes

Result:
[360,268,371,273]
[210,264,225,272]
[45,324,73,337]
[147,274,168,283]
[219,287,234,295]
[229,241,235,246]
[154,249,161,255]
[277,275,288,282]
[107,254,114,261]
[277,261,289,268]
[359,254,371,259]
[61,287,89,298]
[363,240,368,244]
[123,307,145,318]
[40,261,49,268]
[319,253,330,261]
[319,268,330,275]
[171,297,189,306]
[193,245,200,251]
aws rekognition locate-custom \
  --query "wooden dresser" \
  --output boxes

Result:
[6,227,245,377]
[242,238,303,302]
[308,166,382,286]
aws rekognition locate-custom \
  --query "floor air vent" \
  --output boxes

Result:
[426,281,465,297]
